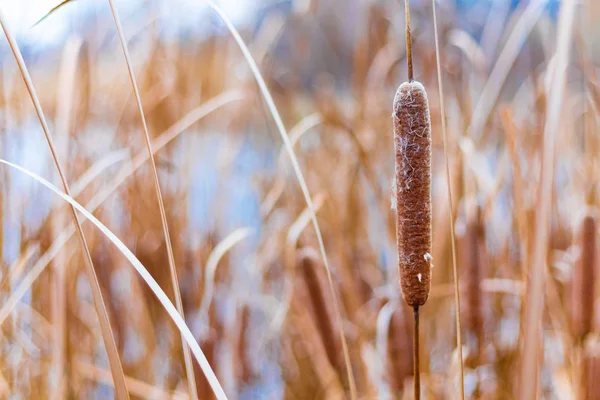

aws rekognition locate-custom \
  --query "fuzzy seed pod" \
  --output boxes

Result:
[393,81,432,308]
[572,212,597,340]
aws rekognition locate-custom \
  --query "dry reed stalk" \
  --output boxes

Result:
[2,245,38,291]
[467,0,550,140]
[51,34,83,400]
[0,92,243,333]
[500,107,529,278]
[199,228,253,329]
[571,212,597,341]
[0,158,228,399]
[447,29,488,74]
[0,12,130,400]
[520,1,576,398]
[260,113,322,218]
[314,88,390,241]
[431,0,465,397]
[262,194,327,347]
[203,3,357,397]
[195,300,221,400]
[106,2,197,398]
[74,358,189,400]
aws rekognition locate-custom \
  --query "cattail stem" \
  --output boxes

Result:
[404,0,413,82]
[413,307,420,400]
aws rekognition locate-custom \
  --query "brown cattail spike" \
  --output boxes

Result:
[393,81,433,308]
[572,212,597,341]
[459,201,485,363]
[298,248,342,373]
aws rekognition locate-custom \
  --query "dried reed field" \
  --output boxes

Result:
[0,0,598,398]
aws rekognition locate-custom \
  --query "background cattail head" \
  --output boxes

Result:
[297,247,343,375]
[393,81,433,308]
[457,197,486,362]
[571,210,598,341]
[387,304,414,394]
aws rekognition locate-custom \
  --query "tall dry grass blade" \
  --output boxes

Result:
[0,158,228,400]
[203,2,357,397]
[432,1,464,397]
[106,2,198,398]
[261,113,322,217]
[70,149,130,195]
[0,12,129,400]
[468,0,550,139]
[199,228,253,324]
[51,34,82,400]
[2,245,38,290]
[75,359,189,400]
[520,1,576,398]
[261,193,328,348]
[34,0,76,27]
[0,92,242,330]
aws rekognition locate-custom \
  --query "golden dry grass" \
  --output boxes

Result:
[0,0,597,399]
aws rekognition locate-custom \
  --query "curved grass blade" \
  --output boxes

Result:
[34,0,77,27]
[0,159,229,400]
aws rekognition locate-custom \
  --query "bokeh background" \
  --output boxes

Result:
[0,0,598,398]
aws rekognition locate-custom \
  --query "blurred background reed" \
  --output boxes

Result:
[0,0,598,398]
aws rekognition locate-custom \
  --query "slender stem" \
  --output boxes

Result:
[431,0,465,398]
[107,1,198,398]
[413,307,420,400]
[404,0,413,82]
[204,2,357,399]
[0,10,129,400]
[519,1,576,398]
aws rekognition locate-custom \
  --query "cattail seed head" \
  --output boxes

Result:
[393,81,432,308]
[298,248,342,373]
[572,211,597,340]
[458,200,486,362]
[387,305,414,393]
